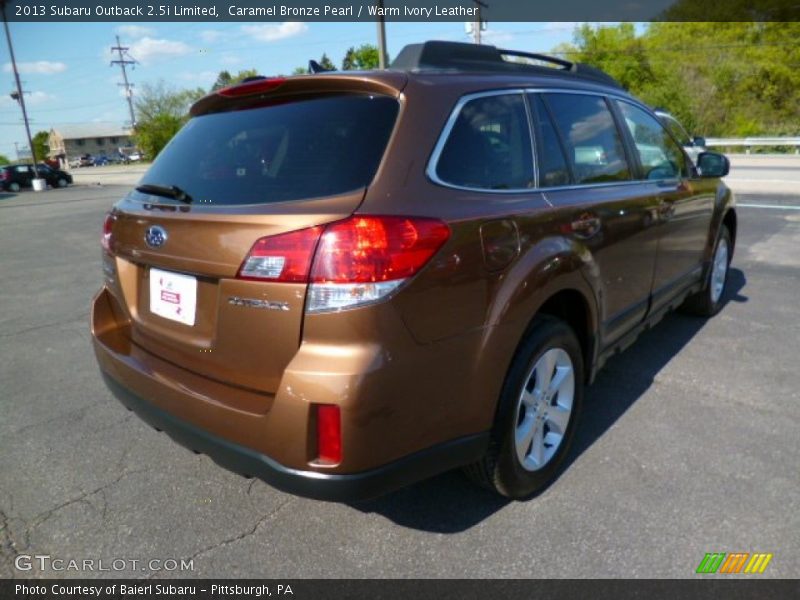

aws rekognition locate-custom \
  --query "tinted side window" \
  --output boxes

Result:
[544,93,631,185]
[436,94,534,190]
[618,102,687,180]
[530,94,571,187]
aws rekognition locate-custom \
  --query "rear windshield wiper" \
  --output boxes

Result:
[135,183,193,204]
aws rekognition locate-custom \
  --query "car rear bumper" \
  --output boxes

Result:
[92,286,489,501]
[100,370,487,502]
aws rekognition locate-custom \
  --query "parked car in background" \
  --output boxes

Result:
[655,110,707,164]
[93,41,735,502]
[69,154,96,168]
[94,156,111,166]
[0,163,72,191]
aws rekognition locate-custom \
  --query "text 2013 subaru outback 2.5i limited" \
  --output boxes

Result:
[92,42,736,501]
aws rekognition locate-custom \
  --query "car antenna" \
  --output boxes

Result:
[308,60,334,74]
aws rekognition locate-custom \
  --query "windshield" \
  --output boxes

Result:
[137,94,399,206]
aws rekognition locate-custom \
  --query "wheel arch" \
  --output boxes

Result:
[468,237,603,432]
[534,288,596,384]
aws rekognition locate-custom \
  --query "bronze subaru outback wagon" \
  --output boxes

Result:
[92,41,736,501]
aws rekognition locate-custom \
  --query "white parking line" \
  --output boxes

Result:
[737,203,800,210]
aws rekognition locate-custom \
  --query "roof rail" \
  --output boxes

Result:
[390,41,622,89]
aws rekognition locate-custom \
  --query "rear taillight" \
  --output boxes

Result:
[237,226,322,282]
[307,216,450,312]
[102,213,115,253]
[316,404,341,465]
[237,216,450,312]
[0,171,8,180]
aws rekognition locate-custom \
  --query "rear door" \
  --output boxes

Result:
[107,92,400,395]
[535,92,661,345]
[614,100,713,312]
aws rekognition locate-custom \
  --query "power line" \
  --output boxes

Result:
[111,35,137,128]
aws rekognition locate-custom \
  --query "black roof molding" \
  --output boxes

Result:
[390,41,622,89]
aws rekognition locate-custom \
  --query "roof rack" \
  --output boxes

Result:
[390,41,622,89]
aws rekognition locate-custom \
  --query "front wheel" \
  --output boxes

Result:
[57,178,68,188]
[681,225,732,317]
[464,315,584,499]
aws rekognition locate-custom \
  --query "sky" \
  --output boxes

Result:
[0,21,584,160]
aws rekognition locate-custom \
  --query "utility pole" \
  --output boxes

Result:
[472,0,488,45]
[111,35,137,128]
[375,0,388,69]
[1,0,39,178]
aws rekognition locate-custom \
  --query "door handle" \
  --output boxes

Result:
[570,213,601,239]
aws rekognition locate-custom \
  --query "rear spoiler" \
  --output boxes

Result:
[189,72,407,117]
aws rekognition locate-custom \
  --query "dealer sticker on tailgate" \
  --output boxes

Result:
[149,268,197,326]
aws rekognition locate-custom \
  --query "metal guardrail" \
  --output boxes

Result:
[705,137,800,154]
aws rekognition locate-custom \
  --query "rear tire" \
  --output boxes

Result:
[681,225,732,317]
[464,315,584,499]
[8,182,20,193]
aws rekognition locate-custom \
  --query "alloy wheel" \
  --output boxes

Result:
[514,348,575,471]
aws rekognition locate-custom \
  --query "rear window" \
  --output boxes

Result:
[138,94,399,205]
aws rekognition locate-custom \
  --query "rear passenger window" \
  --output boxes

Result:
[617,102,687,180]
[530,94,571,187]
[544,93,631,185]
[436,94,534,190]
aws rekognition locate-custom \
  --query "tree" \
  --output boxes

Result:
[210,69,260,91]
[0,154,9,166]
[341,44,381,70]
[135,113,184,161]
[32,131,49,163]
[558,22,800,137]
[319,53,335,71]
[133,81,205,159]
[566,24,655,93]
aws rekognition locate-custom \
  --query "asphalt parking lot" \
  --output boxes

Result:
[1,180,798,579]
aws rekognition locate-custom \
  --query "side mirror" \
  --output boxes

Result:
[697,152,729,178]
[692,136,706,148]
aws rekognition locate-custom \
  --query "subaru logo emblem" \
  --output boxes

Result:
[144,225,168,248]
